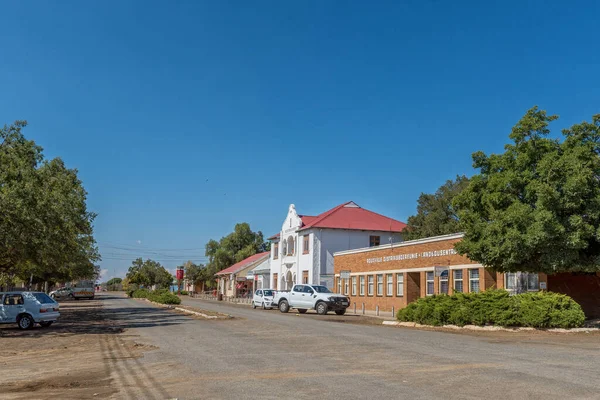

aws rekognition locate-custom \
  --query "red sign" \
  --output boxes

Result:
[176,269,184,280]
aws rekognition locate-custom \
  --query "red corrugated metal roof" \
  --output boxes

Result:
[215,251,270,276]
[298,201,406,232]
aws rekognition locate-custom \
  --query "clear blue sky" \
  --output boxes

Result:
[1,1,598,280]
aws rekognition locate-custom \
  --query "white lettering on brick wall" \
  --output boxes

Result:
[366,249,457,264]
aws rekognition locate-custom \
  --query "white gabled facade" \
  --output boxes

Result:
[269,204,405,290]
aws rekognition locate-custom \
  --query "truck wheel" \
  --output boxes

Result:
[40,321,53,328]
[316,302,328,315]
[279,300,289,313]
[335,309,346,316]
[17,314,34,330]
[298,309,307,314]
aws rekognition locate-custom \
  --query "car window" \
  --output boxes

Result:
[3,294,24,305]
[292,285,303,292]
[305,287,314,294]
[255,290,262,296]
[312,286,332,293]
[33,293,56,304]
[263,290,273,296]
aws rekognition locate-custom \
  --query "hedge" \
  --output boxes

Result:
[127,288,181,305]
[397,290,585,329]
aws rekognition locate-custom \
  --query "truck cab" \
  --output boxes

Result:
[274,284,349,315]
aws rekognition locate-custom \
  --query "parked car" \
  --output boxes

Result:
[0,291,60,330]
[273,284,349,315]
[49,287,74,300]
[252,289,275,309]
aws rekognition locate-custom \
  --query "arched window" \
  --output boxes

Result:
[282,239,287,256]
[287,236,295,255]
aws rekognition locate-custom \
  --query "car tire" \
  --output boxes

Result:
[40,321,53,328]
[298,309,307,314]
[335,309,346,316]
[279,300,289,313]
[316,302,328,315]
[252,302,257,309]
[17,314,34,330]
[263,303,268,310]
[50,294,56,299]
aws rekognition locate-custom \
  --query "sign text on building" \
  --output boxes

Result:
[366,249,457,264]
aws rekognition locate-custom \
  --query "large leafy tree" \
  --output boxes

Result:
[402,175,470,240]
[126,258,173,289]
[454,107,600,274]
[202,223,268,288]
[0,121,99,284]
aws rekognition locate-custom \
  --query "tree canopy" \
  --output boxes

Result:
[126,258,173,289]
[402,175,470,241]
[454,107,600,274]
[0,121,99,286]
[201,223,268,288]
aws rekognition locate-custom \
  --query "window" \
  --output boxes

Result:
[282,240,287,256]
[287,236,295,256]
[376,274,383,296]
[396,273,404,296]
[368,275,374,295]
[302,270,309,284]
[272,273,278,290]
[440,272,449,295]
[426,272,434,295]
[303,235,309,254]
[3,294,24,305]
[337,278,341,294]
[360,276,365,296]
[505,272,539,293]
[352,276,357,296]
[369,235,380,247]
[387,274,393,296]
[344,279,349,295]
[469,269,480,293]
[453,270,463,293]
[273,243,279,260]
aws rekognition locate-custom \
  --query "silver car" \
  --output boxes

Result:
[0,291,60,330]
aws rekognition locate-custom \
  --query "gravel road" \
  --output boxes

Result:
[104,293,600,400]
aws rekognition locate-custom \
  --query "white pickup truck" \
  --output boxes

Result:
[273,284,350,315]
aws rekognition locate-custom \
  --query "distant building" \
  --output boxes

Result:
[268,202,406,290]
[215,252,269,298]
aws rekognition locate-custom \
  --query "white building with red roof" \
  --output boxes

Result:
[268,202,406,290]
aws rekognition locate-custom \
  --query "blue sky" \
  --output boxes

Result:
[1,1,599,280]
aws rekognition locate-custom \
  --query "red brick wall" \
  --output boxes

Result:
[548,272,600,318]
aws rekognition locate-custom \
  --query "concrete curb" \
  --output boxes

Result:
[382,320,600,333]
[131,297,228,319]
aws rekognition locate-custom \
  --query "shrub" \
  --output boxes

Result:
[147,291,181,305]
[396,290,585,329]
[179,290,189,296]
[132,288,150,299]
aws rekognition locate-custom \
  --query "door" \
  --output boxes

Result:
[254,290,262,306]
[290,285,304,307]
[301,286,315,308]
[2,294,25,323]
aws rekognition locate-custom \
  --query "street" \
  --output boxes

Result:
[2,293,600,400]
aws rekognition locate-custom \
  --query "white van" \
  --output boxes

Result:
[0,291,60,329]
[69,280,95,299]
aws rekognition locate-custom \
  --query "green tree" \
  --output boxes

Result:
[106,277,122,287]
[202,223,268,288]
[0,121,99,283]
[126,258,173,289]
[183,261,205,286]
[454,107,600,274]
[402,175,470,240]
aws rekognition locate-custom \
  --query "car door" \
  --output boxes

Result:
[303,286,316,308]
[290,285,304,307]
[254,290,262,306]
[3,294,25,323]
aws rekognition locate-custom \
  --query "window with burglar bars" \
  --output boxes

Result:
[352,276,357,296]
[453,270,463,293]
[396,273,404,296]
[426,271,434,295]
[469,269,480,293]
[360,276,365,296]
[368,275,374,296]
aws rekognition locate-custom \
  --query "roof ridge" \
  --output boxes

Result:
[303,202,351,229]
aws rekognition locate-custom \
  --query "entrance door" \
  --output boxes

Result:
[286,271,293,290]
[406,272,421,304]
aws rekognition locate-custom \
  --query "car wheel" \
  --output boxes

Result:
[335,309,346,316]
[40,321,53,328]
[50,294,56,299]
[262,302,267,310]
[17,314,34,330]
[279,300,289,313]
[316,302,328,315]
[252,302,257,309]
[298,309,307,314]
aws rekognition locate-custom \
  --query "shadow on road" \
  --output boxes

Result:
[0,294,189,337]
